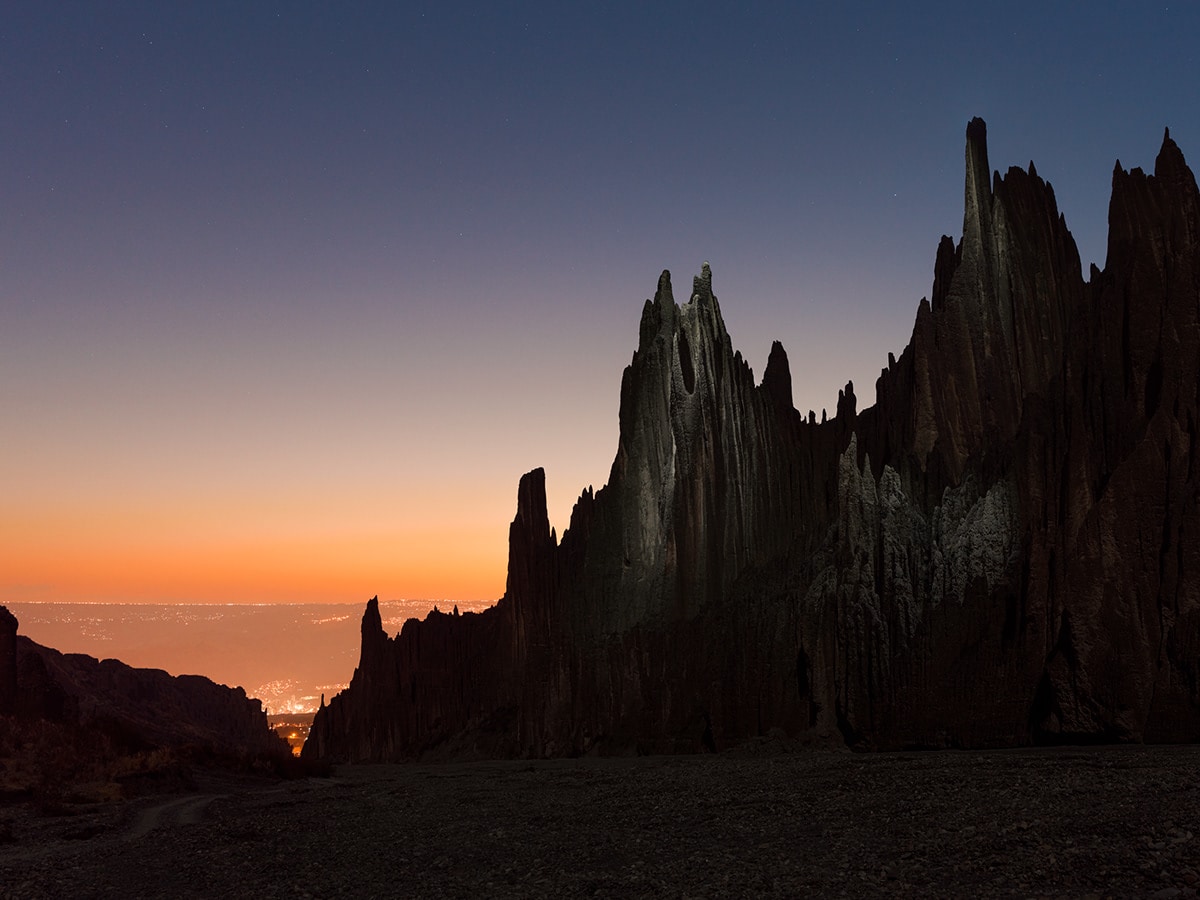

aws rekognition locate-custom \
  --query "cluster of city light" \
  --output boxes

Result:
[255,679,349,715]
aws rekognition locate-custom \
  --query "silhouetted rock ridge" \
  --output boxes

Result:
[306,120,1200,760]
[0,606,285,756]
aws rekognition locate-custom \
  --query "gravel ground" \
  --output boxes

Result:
[1,744,1198,898]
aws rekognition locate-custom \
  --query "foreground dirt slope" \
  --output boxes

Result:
[2,746,1198,898]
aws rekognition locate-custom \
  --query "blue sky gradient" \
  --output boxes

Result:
[4,2,1197,602]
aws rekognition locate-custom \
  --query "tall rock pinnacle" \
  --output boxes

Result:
[761,341,793,410]
[963,116,993,259]
[0,607,17,715]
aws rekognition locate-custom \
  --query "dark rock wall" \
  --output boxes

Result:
[0,607,17,715]
[306,120,1200,761]
[304,597,518,760]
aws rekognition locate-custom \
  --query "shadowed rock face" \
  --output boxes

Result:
[0,606,285,756]
[0,607,17,716]
[306,119,1200,761]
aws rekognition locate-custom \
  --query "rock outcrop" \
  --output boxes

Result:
[307,119,1200,761]
[0,607,17,716]
[0,606,285,756]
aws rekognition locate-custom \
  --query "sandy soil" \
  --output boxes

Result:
[1,744,1198,898]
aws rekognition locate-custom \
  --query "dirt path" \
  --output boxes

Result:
[122,793,223,841]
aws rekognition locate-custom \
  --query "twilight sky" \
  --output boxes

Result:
[4,2,1198,605]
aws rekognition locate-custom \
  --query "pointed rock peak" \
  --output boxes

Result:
[761,340,793,409]
[837,380,857,421]
[964,116,993,237]
[655,269,674,304]
[1155,125,1195,188]
[640,272,679,350]
[966,116,988,150]
[362,595,382,637]
[931,234,958,310]
[1152,125,1180,164]
[1029,159,1038,179]
[514,467,551,539]
[966,117,990,178]
[692,262,714,305]
[358,596,387,669]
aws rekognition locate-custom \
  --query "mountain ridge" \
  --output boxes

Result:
[306,118,1200,760]
[1,605,286,758]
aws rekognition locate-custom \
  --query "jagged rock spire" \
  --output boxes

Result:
[761,341,793,410]
[358,596,387,671]
[964,117,992,238]
[692,261,714,305]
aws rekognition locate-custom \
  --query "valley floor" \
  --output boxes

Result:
[1,744,1197,898]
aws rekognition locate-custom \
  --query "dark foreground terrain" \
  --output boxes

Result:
[1,745,1197,898]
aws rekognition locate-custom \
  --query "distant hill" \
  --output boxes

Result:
[1,605,287,762]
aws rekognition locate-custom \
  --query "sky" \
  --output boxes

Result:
[4,2,1199,606]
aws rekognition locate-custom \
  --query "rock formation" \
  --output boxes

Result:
[306,119,1200,761]
[0,607,18,716]
[0,606,285,756]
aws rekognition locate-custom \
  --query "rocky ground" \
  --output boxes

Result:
[1,743,1198,898]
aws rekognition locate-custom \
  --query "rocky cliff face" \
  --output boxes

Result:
[307,119,1200,761]
[0,606,285,756]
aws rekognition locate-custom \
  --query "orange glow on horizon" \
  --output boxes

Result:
[2,437,601,605]
[3,515,509,605]
[0,440,603,603]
